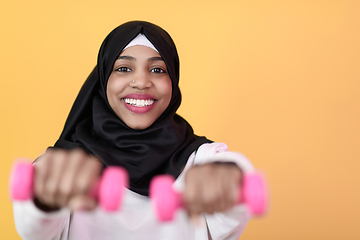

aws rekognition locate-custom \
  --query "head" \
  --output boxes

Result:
[97,21,181,130]
[107,35,172,129]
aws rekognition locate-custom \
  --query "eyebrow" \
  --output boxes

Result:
[116,55,164,62]
[148,56,164,62]
[117,55,135,60]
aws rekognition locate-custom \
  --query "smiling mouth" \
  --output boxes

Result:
[123,98,156,107]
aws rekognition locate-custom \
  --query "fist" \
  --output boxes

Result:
[33,148,103,212]
[184,163,242,219]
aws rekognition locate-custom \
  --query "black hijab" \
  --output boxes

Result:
[53,21,211,196]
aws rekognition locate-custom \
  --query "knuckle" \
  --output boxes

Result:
[203,163,215,173]
[71,148,86,159]
[88,157,103,171]
[185,168,196,180]
[57,149,69,158]
[48,149,68,162]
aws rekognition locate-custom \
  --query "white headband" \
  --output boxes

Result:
[123,33,158,52]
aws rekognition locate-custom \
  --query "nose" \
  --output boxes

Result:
[131,71,152,90]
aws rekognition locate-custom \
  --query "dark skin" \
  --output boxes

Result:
[184,162,242,221]
[32,148,243,220]
[33,45,243,216]
[34,149,103,212]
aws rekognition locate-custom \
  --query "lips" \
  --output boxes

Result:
[122,94,157,113]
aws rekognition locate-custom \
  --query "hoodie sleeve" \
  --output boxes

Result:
[13,201,70,240]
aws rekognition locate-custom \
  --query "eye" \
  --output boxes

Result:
[151,68,166,74]
[115,66,132,72]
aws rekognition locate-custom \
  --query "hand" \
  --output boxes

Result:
[33,148,104,212]
[184,163,242,221]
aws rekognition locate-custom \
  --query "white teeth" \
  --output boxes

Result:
[123,98,155,107]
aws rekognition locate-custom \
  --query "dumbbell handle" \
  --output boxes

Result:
[10,160,128,211]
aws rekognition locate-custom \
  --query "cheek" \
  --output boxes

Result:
[160,78,173,102]
[107,76,118,92]
[106,76,121,107]
[107,75,125,97]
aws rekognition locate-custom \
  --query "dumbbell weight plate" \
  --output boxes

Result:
[242,173,267,215]
[150,175,181,222]
[99,167,128,211]
[11,161,34,201]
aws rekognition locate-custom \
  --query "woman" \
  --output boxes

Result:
[13,21,255,240]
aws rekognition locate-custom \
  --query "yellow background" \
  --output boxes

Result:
[1,0,359,239]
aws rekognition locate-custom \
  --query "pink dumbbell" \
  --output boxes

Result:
[10,159,128,211]
[150,172,268,221]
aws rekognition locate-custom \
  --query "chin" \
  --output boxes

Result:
[126,122,152,130]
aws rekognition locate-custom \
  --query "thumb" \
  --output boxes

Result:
[68,195,97,211]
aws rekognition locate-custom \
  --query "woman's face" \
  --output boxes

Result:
[106,45,172,130]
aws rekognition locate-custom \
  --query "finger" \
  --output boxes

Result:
[201,181,217,214]
[212,174,227,213]
[43,150,68,207]
[203,170,228,214]
[56,149,87,206]
[33,152,52,205]
[219,172,235,211]
[196,164,222,214]
[184,167,204,217]
[71,154,103,200]
[67,195,97,211]
[220,165,242,211]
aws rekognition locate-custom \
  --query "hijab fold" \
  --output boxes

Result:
[53,21,211,196]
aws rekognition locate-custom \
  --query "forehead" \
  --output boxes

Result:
[119,45,161,57]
